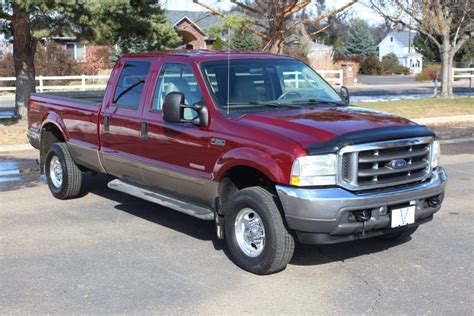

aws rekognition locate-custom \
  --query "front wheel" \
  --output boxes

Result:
[45,143,82,199]
[224,187,295,275]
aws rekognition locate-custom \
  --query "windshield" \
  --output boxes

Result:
[200,58,342,111]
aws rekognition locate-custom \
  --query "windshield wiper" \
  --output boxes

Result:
[290,99,345,106]
[223,101,302,108]
[248,101,302,108]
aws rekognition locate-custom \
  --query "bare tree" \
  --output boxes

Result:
[193,0,357,54]
[370,0,473,97]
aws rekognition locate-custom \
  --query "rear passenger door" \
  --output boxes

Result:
[100,59,152,183]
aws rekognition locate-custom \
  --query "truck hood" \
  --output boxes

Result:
[237,106,416,149]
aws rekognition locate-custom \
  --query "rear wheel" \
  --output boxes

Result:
[224,186,295,275]
[378,226,418,241]
[45,143,82,199]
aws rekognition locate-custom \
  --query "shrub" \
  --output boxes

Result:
[415,64,441,81]
[360,54,382,75]
[81,46,111,75]
[381,53,401,74]
[399,66,411,75]
[334,54,363,64]
[34,41,82,76]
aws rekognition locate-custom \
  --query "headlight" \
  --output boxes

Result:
[431,140,440,168]
[290,154,337,186]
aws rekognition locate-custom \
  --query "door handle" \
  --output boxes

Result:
[141,122,148,139]
[103,115,110,132]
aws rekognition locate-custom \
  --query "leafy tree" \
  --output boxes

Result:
[206,15,261,51]
[99,1,180,57]
[229,31,261,51]
[344,19,377,57]
[212,37,225,50]
[413,33,440,63]
[0,0,179,119]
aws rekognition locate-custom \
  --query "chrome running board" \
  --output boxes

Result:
[107,179,214,220]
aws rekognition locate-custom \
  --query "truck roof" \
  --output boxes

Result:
[121,49,294,62]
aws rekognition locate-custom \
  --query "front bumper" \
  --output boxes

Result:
[276,167,447,244]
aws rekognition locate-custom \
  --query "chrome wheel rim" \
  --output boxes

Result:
[49,156,63,188]
[234,208,265,257]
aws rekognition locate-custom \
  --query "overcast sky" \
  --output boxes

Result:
[162,0,384,24]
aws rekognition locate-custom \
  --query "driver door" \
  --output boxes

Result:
[139,62,215,206]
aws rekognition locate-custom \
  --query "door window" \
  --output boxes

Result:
[151,63,203,112]
[113,61,151,109]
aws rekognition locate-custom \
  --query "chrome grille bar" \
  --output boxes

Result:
[338,137,433,191]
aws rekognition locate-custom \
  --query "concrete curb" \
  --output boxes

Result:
[413,115,474,126]
[0,144,34,153]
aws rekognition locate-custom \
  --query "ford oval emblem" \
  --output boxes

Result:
[387,159,407,169]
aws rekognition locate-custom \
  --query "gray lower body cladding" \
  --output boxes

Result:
[276,167,447,244]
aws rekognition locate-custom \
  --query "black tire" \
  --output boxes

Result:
[378,226,418,241]
[224,186,295,275]
[45,142,82,199]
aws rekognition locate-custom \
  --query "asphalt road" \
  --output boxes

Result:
[1,141,473,314]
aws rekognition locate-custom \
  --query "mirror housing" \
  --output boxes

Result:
[340,86,350,105]
[162,91,209,127]
[163,92,185,123]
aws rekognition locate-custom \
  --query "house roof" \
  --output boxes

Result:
[387,30,416,47]
[167,10,222,33]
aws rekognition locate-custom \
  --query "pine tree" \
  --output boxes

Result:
[0,0,180,119]
[344,19,377,57]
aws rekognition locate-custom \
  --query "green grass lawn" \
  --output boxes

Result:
[355,97,474,119]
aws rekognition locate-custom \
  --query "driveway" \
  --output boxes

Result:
[0,140,473,314]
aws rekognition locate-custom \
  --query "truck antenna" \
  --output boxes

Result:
[226,28,231,117]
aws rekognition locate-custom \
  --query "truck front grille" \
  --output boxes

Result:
[338,137,433,191]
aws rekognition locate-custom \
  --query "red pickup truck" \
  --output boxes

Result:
[28,50,446,274]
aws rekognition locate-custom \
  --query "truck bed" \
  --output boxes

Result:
[31,91,104,105]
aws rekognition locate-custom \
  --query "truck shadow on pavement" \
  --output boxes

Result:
[83,173,224,251]
[83,173,411,267]
[290,238,410,266]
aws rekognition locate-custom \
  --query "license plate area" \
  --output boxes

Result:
[390,201,416,228]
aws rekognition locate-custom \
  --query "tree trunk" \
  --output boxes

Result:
[447,51,455,97]
[440,34,454,97]
[12,14,36,120]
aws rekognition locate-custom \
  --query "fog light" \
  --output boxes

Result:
[426,196,441,208]
[354,210,372,222]
[378,206,387,215]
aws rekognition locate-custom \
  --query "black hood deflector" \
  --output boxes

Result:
[306,125,435,155]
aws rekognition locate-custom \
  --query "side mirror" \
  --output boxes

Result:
[340,86,350,105]
[162,91,209,127]
[163,92,185,123]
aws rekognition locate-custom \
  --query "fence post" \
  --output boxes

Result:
[38,75,44,93]
[295,71,299,88]
[339,69,343,86]
[81,74,86,91]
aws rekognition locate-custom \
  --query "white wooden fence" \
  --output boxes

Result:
[0,74,109,92]
[452,68,474,81]
[0,69,343,93]
[283,70,343,87]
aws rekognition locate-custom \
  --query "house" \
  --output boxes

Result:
[378,30,423,74]
[166,10,221,49]
[0,33,13,56]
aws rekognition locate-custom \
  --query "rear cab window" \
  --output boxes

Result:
[113,60,152,109]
